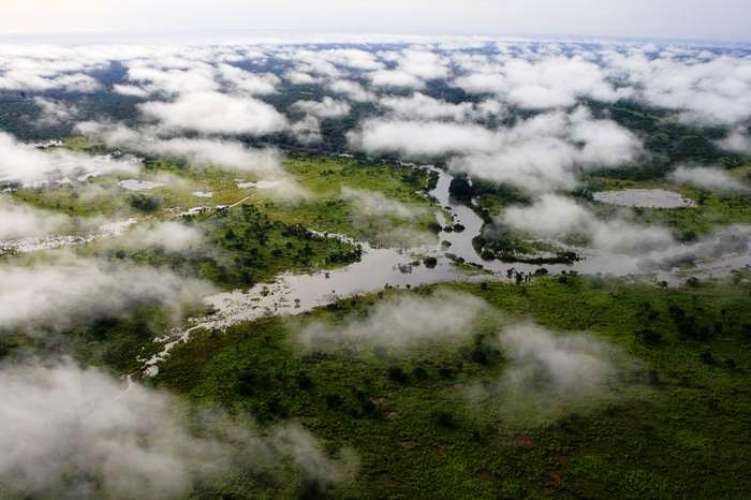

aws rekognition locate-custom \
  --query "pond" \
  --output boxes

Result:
[593,189,696,208]
[118,179,164,191]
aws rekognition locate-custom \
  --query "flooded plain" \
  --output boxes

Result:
[0,219,138,255]
[142,167,751,375]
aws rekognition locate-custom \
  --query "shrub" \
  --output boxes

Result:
[388,366,409,384]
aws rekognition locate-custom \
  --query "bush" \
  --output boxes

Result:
[129,194,162,212]
[325,393,343,409]
[433,410,457,429]
[449,176,472,202]
[636,328,662,345]
[700,350,716,365]
[412,366,429,380]
[388,366,409,384]
[296,371,314,390]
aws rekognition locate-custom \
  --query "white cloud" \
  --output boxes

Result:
[0,132,141,187]
[121,221,205,253]
[0,58,102,92]
[0,360,357,499]
[502,194,676,254]
[450,108,642,193]
[124,62,219,96]
[716,127,751,154]
[292,96,351,119]
[33,97,79,126]
[76,121,284,176]
[320,48,384,71]
[113,83,151,97]
[0,199,71,240]
[285,71,319,85]
[454,55,625,109]
[378,93,478,121]
[326,79,375,102]
[217,63,280,95]
[606,52,751,125]
[393,49,450,80]
[348,119,498,157]
[492,323,623,417]
[139,91,288,135]
[369,70,424,89]
[340,187,426,220]
[669,166,748,192]
[350,107,641,194]
[297,290,490,353]
[291,115,322,144]
[0,255,214,331]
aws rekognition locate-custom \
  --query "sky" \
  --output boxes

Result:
[1,0,750,43]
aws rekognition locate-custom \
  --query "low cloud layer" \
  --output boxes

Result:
[292,97,351,119]
[339,187,433,246]
[669,166,749,192]
[454,55,627,110]
[480,323,626,421]
[0,132,140,187]
[341,187,426,220]
[77,122,284,177]
[502,194,676,254]
[119,221,205,253]
[139,91,288,136]
[0,360,357,499]
[0,255,214,332]
[0,199,71,240]
[297,290,491,353]
[717,128,751,155]
[501,194,751,274]
[350,108,642,194]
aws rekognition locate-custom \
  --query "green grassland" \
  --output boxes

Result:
[150,275,751,499]
[118,204,362,289]
[252,155,439,244]
[585,173,751,240]
[469,165,751,260]
[10,144,438,246]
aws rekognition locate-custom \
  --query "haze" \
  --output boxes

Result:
[2,0,750,42]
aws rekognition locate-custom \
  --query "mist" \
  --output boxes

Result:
[0,359,357,499]
[297,290,492,353]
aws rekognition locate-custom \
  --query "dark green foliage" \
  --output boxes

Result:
[448,175,473,203]
[152,277,751,498]
[128,193,162,212]
[423,256,438,268]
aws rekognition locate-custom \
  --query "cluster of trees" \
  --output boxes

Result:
[205,204,361,287]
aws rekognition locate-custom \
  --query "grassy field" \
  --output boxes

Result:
[585,173,751,239]
[10,146,439,247]
[151,275,751,499]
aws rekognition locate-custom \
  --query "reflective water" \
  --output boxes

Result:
[142,168,751,375]
[593,189,696,208]
[118,179,164,191]
[0,219,138,255]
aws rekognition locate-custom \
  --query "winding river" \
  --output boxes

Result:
[142,166,751,375]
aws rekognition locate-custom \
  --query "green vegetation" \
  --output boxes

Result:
[10,148,438,246]
[250,155,439,244]
[150,275,751,499]
[585,173,751,239]
[181,204,361,287]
